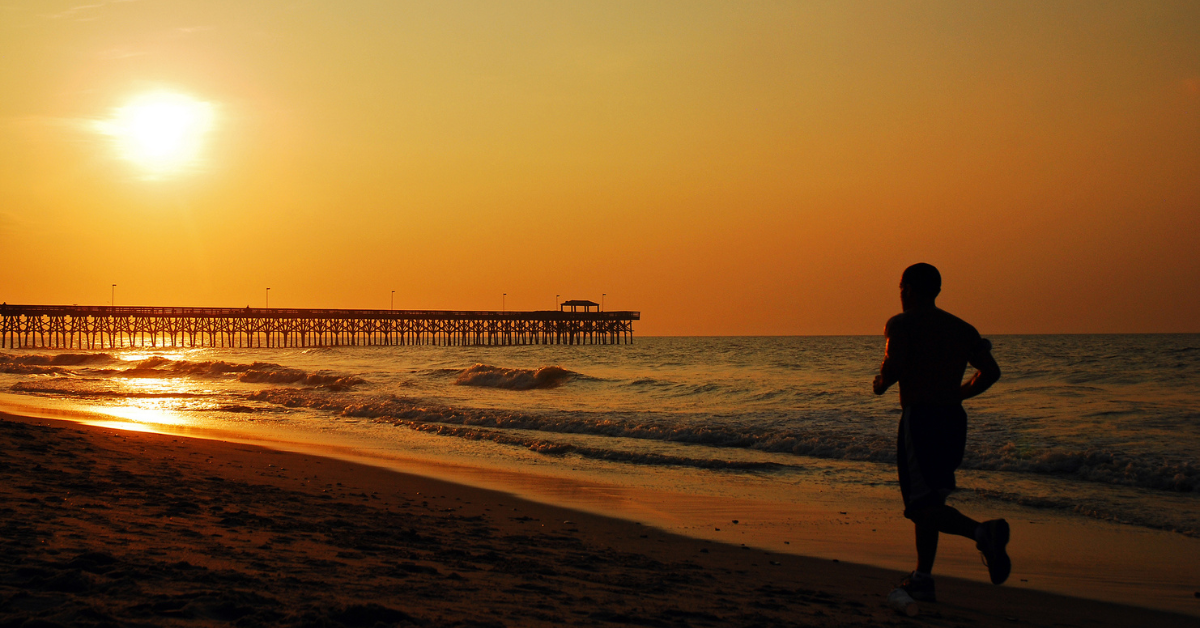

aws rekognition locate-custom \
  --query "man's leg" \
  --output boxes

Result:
[910,504,1012,586]
[899,517,945,602]
[898,407,1010,590]
[914,504,980,539]
[914,522,939,574]
[911,504,980,573]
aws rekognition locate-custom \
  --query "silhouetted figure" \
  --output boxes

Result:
[873,263,1007,602]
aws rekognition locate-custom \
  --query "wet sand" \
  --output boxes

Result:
[0,411,1193,628]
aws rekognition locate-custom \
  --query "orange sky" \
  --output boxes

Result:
[1,1,1197,335]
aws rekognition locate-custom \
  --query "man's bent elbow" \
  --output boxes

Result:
[971,351,1001,387]
[986,364,1001,385]
[976,367,1001,394]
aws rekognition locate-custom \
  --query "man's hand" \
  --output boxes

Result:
[873,373,892,395]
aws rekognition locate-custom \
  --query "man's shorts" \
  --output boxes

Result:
[897,404,968,519]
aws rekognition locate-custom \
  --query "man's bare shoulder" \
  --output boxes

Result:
[886,308,980,342]
[932,308,981,337]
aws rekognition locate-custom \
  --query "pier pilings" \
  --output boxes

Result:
[0,305,639,349]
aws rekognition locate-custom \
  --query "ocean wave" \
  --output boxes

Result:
[0,352,116,374]
[0,351,366,390]
[1,364,69,375]
[624,377,734,397]
[0,352,117,366]
[965,443,1198,492]
[10,382,213,398]
[455,364,576,390]
[242,387,1200,494]
[73,356,365,389]
[83,362,244,379]
[216,404,262,413]
[134,356,173,369]
[375,419,783,470]
[246,388,781,470]
[425,368,464,376]
[237,367,365,389]
[749,389,787,401]
[970,488,1196,536]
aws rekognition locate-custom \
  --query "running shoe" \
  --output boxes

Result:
[977,519,1011,584]
[897,571,936,602]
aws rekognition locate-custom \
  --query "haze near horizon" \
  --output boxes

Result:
[1,1,1197,335]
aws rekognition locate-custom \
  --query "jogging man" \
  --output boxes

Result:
[872,263,1009,602]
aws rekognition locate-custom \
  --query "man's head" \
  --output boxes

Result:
[900,263,941,309]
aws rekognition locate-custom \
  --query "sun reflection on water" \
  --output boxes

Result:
[95,375,206,428]
[83,420,162,434]
[103,403,189,427]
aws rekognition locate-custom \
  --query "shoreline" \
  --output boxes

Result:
[1,410,1195,627]
[4,393,1199,618]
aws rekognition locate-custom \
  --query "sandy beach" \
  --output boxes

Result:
[0,411,1192,627]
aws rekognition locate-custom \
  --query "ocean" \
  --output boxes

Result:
[3,334,1197,540]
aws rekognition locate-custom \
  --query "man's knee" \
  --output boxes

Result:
[903,493,948,523]
[906,503,954,527]
[905,505,935,526]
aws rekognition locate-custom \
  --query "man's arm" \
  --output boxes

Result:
[873,319,904,395]
[961,340,1001,400]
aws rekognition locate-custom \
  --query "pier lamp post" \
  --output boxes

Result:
[391,290,395,311]
[602,293,606,311]
[502,293,506,312]
[111,284,116,308]
[555,294,559,310]
[266,288,271,309]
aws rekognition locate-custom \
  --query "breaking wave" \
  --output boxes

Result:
[0,352,365,391]
[0,352,117,366]
[965,442,1199,493]
[243,388,1199,493]
[10,381,213,399]
[1,364,68,375]
[236,367,365,388]
[378,420,783,470]
[246,388,780,470]
[969,487,1196,536]
[0,352,116,374]
[83,358,364,389]
[455,364,576,390]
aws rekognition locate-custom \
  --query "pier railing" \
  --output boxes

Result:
[0,304,639,349]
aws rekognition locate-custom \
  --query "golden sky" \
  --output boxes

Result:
[1,1,1197,335]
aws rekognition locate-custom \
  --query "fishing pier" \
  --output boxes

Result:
[0,302,639,349]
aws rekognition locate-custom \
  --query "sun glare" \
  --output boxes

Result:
[98,92,215,177]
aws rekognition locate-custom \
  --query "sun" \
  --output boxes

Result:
[97,92,215,177]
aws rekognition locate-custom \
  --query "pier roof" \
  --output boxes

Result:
[559,299,599,313]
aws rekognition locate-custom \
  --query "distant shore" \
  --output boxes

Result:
[0,411,1192,627]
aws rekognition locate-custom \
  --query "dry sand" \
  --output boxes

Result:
[0,411,1192,628]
